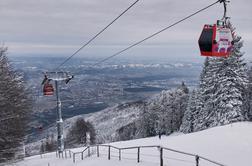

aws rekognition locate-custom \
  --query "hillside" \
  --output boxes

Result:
[25,101,142,155]
[16,122,252,166]
[67,101,143,143]
[26,85,189,156]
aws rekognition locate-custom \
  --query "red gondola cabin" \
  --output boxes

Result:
[198,22,233,57]
[43,83,54,96]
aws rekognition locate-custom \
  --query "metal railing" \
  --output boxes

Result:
[65,144,226,166]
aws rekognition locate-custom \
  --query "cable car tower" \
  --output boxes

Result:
[41,71,73,155]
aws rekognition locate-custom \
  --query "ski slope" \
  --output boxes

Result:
[15,122,252,166]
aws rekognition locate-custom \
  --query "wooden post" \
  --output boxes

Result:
[88,146,90,157]
[73,153,75,163]
[97,145,100,157]
[69,151,71,158]
[160,147,163,166]
[195,155,199,166]
[65,150,67,158]
[137,147,140,163]
[119,149,121,161]
[108,146,111,160]
[81,152,84,160]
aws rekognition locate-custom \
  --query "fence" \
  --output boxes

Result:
[62,144,226,166]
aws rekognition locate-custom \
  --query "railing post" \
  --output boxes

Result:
[65,150,67,158]
[196,155,199,166]
[73,153,75,163]
[97,145,100,157]
[160,147,163,166]
[137,147,140,163]
[88,146,90,157]
[81,152,84,160]
[119,149,121,161]
[108,146,111,160]
[69,151,71,158]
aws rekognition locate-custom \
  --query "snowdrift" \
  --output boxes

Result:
[15,122,252,166]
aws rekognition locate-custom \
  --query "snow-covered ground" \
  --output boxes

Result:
[14,122,252,166]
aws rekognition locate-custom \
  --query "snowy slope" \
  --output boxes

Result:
[65,102,142,142]
[25,102,142,155]
[15,122,252,166]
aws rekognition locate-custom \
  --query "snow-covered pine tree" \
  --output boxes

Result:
[211,22,248,125]
[199,57,210,88]
[154,90,174,135]
[247,65,252,120]
[171,83,189,132]
[134,103,148,138]
[138,102,158,137]
[0,46,31,162]
[194,57,224,131]
[180,90,201,133]
[146,82,189,135]
[136,82,189,137]
[187,57,214,131]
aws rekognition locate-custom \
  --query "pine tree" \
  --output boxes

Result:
[45,134,56,152]
[66,118,96,148]
[139,102,159,137]
[180,90,201,133]
[247,66,252,120]
[0,46,31,162]
[212,22,248,125]
[172,84,189,131]
[137,82,189,136]
[199,57,210,89]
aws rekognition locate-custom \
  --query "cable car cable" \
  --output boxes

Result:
[92,0,222,66]
[55,0,140,70]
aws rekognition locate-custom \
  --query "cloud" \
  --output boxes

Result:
[0,0,251,60]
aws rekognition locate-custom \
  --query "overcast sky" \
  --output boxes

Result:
[0,0,251,62]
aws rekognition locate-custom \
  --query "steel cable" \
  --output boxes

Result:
[55,0,140,70]
[92,0,221,66]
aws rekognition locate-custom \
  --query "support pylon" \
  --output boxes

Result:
[42,71,73,154]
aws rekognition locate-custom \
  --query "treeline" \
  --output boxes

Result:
[115,83,189,141]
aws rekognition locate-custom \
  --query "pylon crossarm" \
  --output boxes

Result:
[44,71,73,81]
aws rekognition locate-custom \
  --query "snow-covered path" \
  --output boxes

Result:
[15,122,252,166]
